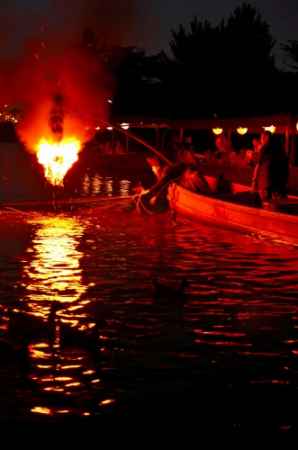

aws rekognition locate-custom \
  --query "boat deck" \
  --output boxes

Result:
[211,191,298,216]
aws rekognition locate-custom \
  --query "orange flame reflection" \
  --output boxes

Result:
[23,216,87,317]
[37,137,81,186]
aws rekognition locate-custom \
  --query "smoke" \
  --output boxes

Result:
[0,0,138,55]
[13,46,114,150]
[50,0,138,47]
[0,0,138,151]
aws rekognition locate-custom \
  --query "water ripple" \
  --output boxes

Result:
[0,198,298,425]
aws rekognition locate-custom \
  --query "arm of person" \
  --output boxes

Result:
[251,163,259,192]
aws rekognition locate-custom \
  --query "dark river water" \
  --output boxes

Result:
[1,170,298,435]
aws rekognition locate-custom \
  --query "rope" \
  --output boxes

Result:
[135,173,183,215]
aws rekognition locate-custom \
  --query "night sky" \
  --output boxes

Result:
[1,0,298,61]
[139,0,298,55]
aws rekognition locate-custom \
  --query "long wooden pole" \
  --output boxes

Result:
[99,120,173,167]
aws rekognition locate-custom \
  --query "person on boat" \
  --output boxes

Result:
[146,157,167,180]
[251,131,289,205]
[179,164,210,193]
[214,133,234,164]
[137,160,187,213]
[212,133,236,194]
[252,136,262,158]
[176,136,197,167]
[175,138,210,193]
[138,148,209,213]
[170,132,183,162]
[244,136,262,167]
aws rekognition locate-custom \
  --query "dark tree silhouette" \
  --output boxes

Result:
[79,26,167,117]
[167,2,277,116]
[170,18,223,69]
[79,4,296,118]
[224,3,275,75]
[110,47,167,116]
[279,40,298,112]
[282,40,298,71]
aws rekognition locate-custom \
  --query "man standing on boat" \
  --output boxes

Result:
[251,131,288,206]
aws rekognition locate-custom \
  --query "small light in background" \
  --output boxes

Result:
[212,128,223,135]
[237,127,248,135]
[263,125,276,134]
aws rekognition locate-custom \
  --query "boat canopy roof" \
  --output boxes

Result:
[112,113,298,134]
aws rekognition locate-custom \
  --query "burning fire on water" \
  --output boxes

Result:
[8,44,112,187]
[36,137,81,186]
[32,93,82,186]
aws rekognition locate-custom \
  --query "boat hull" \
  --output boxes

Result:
[168,183,298,245]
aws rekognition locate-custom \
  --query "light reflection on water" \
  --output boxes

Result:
[22,216,88,317]
[81,174,131,197]
[0,191,298,427]
[15,216,106,417]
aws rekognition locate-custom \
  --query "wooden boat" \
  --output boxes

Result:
[168,179,298,245]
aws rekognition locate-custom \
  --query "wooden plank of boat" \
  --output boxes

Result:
[168,183,298,245]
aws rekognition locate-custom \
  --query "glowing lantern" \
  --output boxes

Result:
[212,128,223,135]
[237,127,248,135]
[120,122,130,130]
[37,137,81,186]
[106,126,113,131]
[296,121,298,132]
[263,125,276,134]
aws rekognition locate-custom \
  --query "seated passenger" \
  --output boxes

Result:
[174,137,210,193]
[179,168,210,193]
[214,133,234,163]
[251,131,289,205]
[176,138,197,167]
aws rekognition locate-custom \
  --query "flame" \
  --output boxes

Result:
[37,137,81,186]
